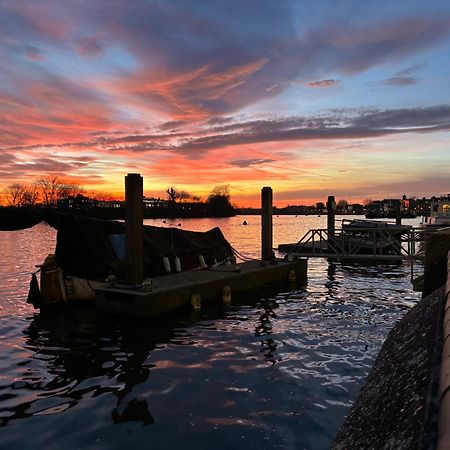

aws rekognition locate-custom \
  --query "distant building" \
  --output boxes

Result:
[57,194,98,210]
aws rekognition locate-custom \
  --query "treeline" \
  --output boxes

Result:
[1,178,236,218]
[2,177,86,207]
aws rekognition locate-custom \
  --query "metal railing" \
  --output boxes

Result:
[286,226,427,261]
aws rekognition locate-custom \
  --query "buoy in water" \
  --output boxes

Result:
[190,293,201,309]
[242,220,248,225]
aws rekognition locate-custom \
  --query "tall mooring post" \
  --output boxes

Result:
[125,173,144,286]
[395,200,402,225]
[327,195,336,237]
[261,187,274,261]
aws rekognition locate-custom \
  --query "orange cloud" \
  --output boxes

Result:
[109,58,268,120]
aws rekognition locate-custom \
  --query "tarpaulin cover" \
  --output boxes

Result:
[49,214,233,280]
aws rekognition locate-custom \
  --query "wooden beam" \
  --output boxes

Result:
[261,187,274,261]
[125,173,143,285]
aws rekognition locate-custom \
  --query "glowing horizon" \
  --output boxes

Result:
[1,1,449,208]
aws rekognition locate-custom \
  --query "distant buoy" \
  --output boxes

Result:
[163,220,166,223]
[198,255,207,269]
[190,293,201,309]
[222,286,231,303]
[163,256,171,273]
[175,256,181,273]
[242,220,248,225]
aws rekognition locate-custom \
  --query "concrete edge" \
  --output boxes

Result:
[438,250,450,449]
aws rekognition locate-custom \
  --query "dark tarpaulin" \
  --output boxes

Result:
[52,214,233,280]
[0,207,42,231]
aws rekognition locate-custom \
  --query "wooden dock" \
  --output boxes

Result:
[96,259,307,318]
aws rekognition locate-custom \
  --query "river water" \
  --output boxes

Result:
[0,215,421,449]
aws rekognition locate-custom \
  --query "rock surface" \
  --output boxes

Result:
[333,286,444,449]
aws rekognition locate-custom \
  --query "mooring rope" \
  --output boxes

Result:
[230,245,259,262]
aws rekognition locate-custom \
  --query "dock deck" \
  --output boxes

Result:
[95,258,307,318]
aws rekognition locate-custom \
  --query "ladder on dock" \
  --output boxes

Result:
[283,225,426,261]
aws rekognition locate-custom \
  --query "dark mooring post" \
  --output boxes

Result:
[327,195,336,237]
[261,187,274,261]
[125,173,144,286]
[395,200,402,225]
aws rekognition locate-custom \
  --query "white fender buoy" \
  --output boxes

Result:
[175,256,181,273]
[163,256,171,273]
[198,255,207,269]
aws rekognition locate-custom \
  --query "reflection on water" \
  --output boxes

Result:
[0,216,422,449]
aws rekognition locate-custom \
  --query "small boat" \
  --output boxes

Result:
[0,210,235,308]
[423,199,450,227]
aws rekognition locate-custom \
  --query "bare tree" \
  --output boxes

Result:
[207,185,233,216]
[57,182,84,200]
[4,183,26,207]
[166,187,177,203]
[37,176,84,206]
[177,190,195,202]
[208,185,230,200]
[21,182,40,206]
[37,176,59,207]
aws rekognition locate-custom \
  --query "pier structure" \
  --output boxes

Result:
[95,177,307,317]
[279,220,426,261]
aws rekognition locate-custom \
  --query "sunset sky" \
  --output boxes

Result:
[1,0,450,206]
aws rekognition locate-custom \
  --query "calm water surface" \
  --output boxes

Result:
[0,216,421,449]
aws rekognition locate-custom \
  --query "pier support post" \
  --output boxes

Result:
[261,187,274,261]
[125,173,144,286]
[327,195,336,237]
[395,200,402,225]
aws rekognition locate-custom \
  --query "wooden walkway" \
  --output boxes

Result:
[279,224,427,261]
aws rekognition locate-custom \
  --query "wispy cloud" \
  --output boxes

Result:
[76,35,104,57]
[371,62,425,87]
[228,158,276,167]
[306,79,340,88]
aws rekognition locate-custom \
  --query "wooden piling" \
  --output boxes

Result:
[327,195,336,237]
[125,173,144,286]
[261,187,274,261]
[395,200,402,225]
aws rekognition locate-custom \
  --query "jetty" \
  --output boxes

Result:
[92,177,307,317]
[96,259,306,318]
[279,195,426,262]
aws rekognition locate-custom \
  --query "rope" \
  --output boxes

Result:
[0,270,38,281]
[230,244,259,262]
